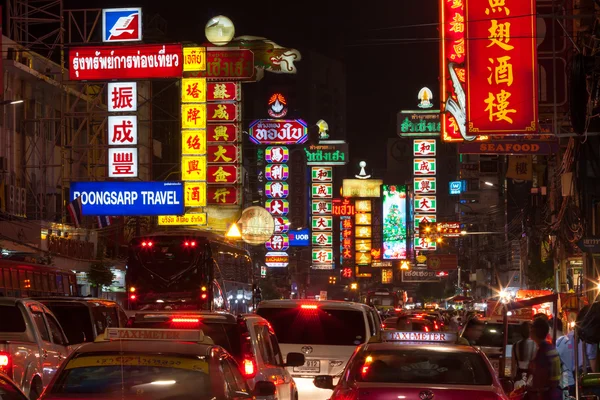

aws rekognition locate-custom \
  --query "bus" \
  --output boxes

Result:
[125,230,254,312]
[0,259,77,297]
[366,289,404,312]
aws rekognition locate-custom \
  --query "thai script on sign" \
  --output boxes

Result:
[249,119,308,144]
[69,44,182,80]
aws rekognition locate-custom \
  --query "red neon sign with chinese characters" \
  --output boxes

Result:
[332,198,356,216]
[207,103,239,122]
[207,186,239,205]
[440,0,467,141]
[466,0,538,135]
[207,124,238,143]
[69,44,183,81]
[207,82,241,102]
[207,144,238,163]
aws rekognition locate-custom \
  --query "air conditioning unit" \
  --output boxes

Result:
[20,187,27,217]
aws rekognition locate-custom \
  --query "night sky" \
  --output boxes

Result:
[62,0,439,169]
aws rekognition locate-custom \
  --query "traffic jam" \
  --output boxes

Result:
[2,291,599,400]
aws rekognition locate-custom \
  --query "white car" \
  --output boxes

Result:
[257,300,381,400]
[127,310,305,400]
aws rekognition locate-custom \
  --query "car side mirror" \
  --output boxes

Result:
[313,375,334,390]
[285,352,305,367]
[253,381,276,397]
[499,377,514,394]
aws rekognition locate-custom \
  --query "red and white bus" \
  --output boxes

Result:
[0,259,77,297]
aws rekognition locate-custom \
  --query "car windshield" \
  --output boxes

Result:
[0,306,26,333]
[257,306,366,346]
[353,349,493,385]
[43,303,95,344]
[51,353,213,400]
[475,323,523,348]
[130,319,242,359]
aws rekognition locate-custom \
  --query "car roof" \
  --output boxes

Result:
[258,299,369,311]
[73,340,217,356]
[33,297,119,306]
[130,310,238,324]
[361,342,480,353]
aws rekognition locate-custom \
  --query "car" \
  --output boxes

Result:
[314,330,511,400]
[126,310,304,400]
[0,373,28,400]
[0,298,71,399]
[382,315,437,332]
[460,317,524,377]
[40,327,278,400]
[33,297,129,347]
[256,300,381,400]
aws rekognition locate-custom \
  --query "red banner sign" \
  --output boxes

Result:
[440,0,467,141]
[207,124,239,143]
[187,49,254,80]
[207,103,239,122]
[466,0,538,135]
[426,254,458,271]
[69,44,183,80]
[207,82,241,102]
[207,144,238,164]
[207,186,239,205]
[207,165,238,184]
[333,198,356,216]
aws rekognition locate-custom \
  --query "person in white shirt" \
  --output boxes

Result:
[511,321,536,380]
[556,320,597,397]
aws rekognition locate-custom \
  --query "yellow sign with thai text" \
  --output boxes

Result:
[183,47,207,72]
[342,179,383,198]
[158,213,208,226]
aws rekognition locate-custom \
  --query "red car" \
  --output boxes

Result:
[314,331,510,400]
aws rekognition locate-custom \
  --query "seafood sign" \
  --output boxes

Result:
[69,44,183,80]
[248,119,308,145]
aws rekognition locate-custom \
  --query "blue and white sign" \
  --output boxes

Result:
[102,8,143,43]
[288,228,310,247]
[449,180,466,195]
[71,181,183,216]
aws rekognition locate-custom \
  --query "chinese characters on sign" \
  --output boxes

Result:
[264,144,290,265]
[413,139,436,156]
[355,199,373,266]
[311,166,334,270]
[107,83,138,178]
[340,214,355,268]
[465,0,538,134]
[414,177,437,194]
[413,139,437,252]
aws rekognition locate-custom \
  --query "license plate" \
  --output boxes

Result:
[293,360,320,374]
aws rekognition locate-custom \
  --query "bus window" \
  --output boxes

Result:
[56,274,64,294]
[34,272,42,293]
[49,272,57,292]
[3,269,10,289]
[42,273,50,293]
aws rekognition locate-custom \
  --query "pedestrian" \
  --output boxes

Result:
[511,321,536,380]
[556,319,597,397]
[456,317,485,345]
[526,317,562,400]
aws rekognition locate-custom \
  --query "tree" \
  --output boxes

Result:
[383,204,406,241]
[87,262,115,291]
[526,258,554,290]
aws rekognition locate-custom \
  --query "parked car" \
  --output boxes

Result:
[0,298,71,399]
[256,300,381,399]
[127,310,305,400]
[33,297,128,347]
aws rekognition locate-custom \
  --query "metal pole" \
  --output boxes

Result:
[457,265,461,292]
[500,305,509,378]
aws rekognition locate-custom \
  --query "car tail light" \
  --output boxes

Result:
[0,352,12,378]
[171,317,200,324]
[141,241,153,248]
[300,304,318,310]
[424,326,429,332]
[238,318,257,379]
[130,294,137,301]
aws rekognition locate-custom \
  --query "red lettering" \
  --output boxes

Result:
[532,144,539,152]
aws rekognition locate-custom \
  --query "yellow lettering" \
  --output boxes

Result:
[487,20,514,51]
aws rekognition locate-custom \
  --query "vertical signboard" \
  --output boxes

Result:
[265,145,290,265]
[413,139,436,252]
[107,82,138,178]
[465,0,538,135]
[382,185,407,260]
[311,166,334,269]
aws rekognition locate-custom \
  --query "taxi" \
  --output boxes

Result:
[39,328,277,400]
[314,330,510,400]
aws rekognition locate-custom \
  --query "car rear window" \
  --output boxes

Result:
[257,306,366,346]
[0,305,26,332]
[51,353,213,399]
[474,323,523,348]
[130,319,242,359]
[353,349,493,385]
[43,303,94,344]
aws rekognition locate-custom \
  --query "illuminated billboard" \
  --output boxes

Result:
[382,185,407,260]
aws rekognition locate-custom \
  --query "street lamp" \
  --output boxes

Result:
[484,181,495,187]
